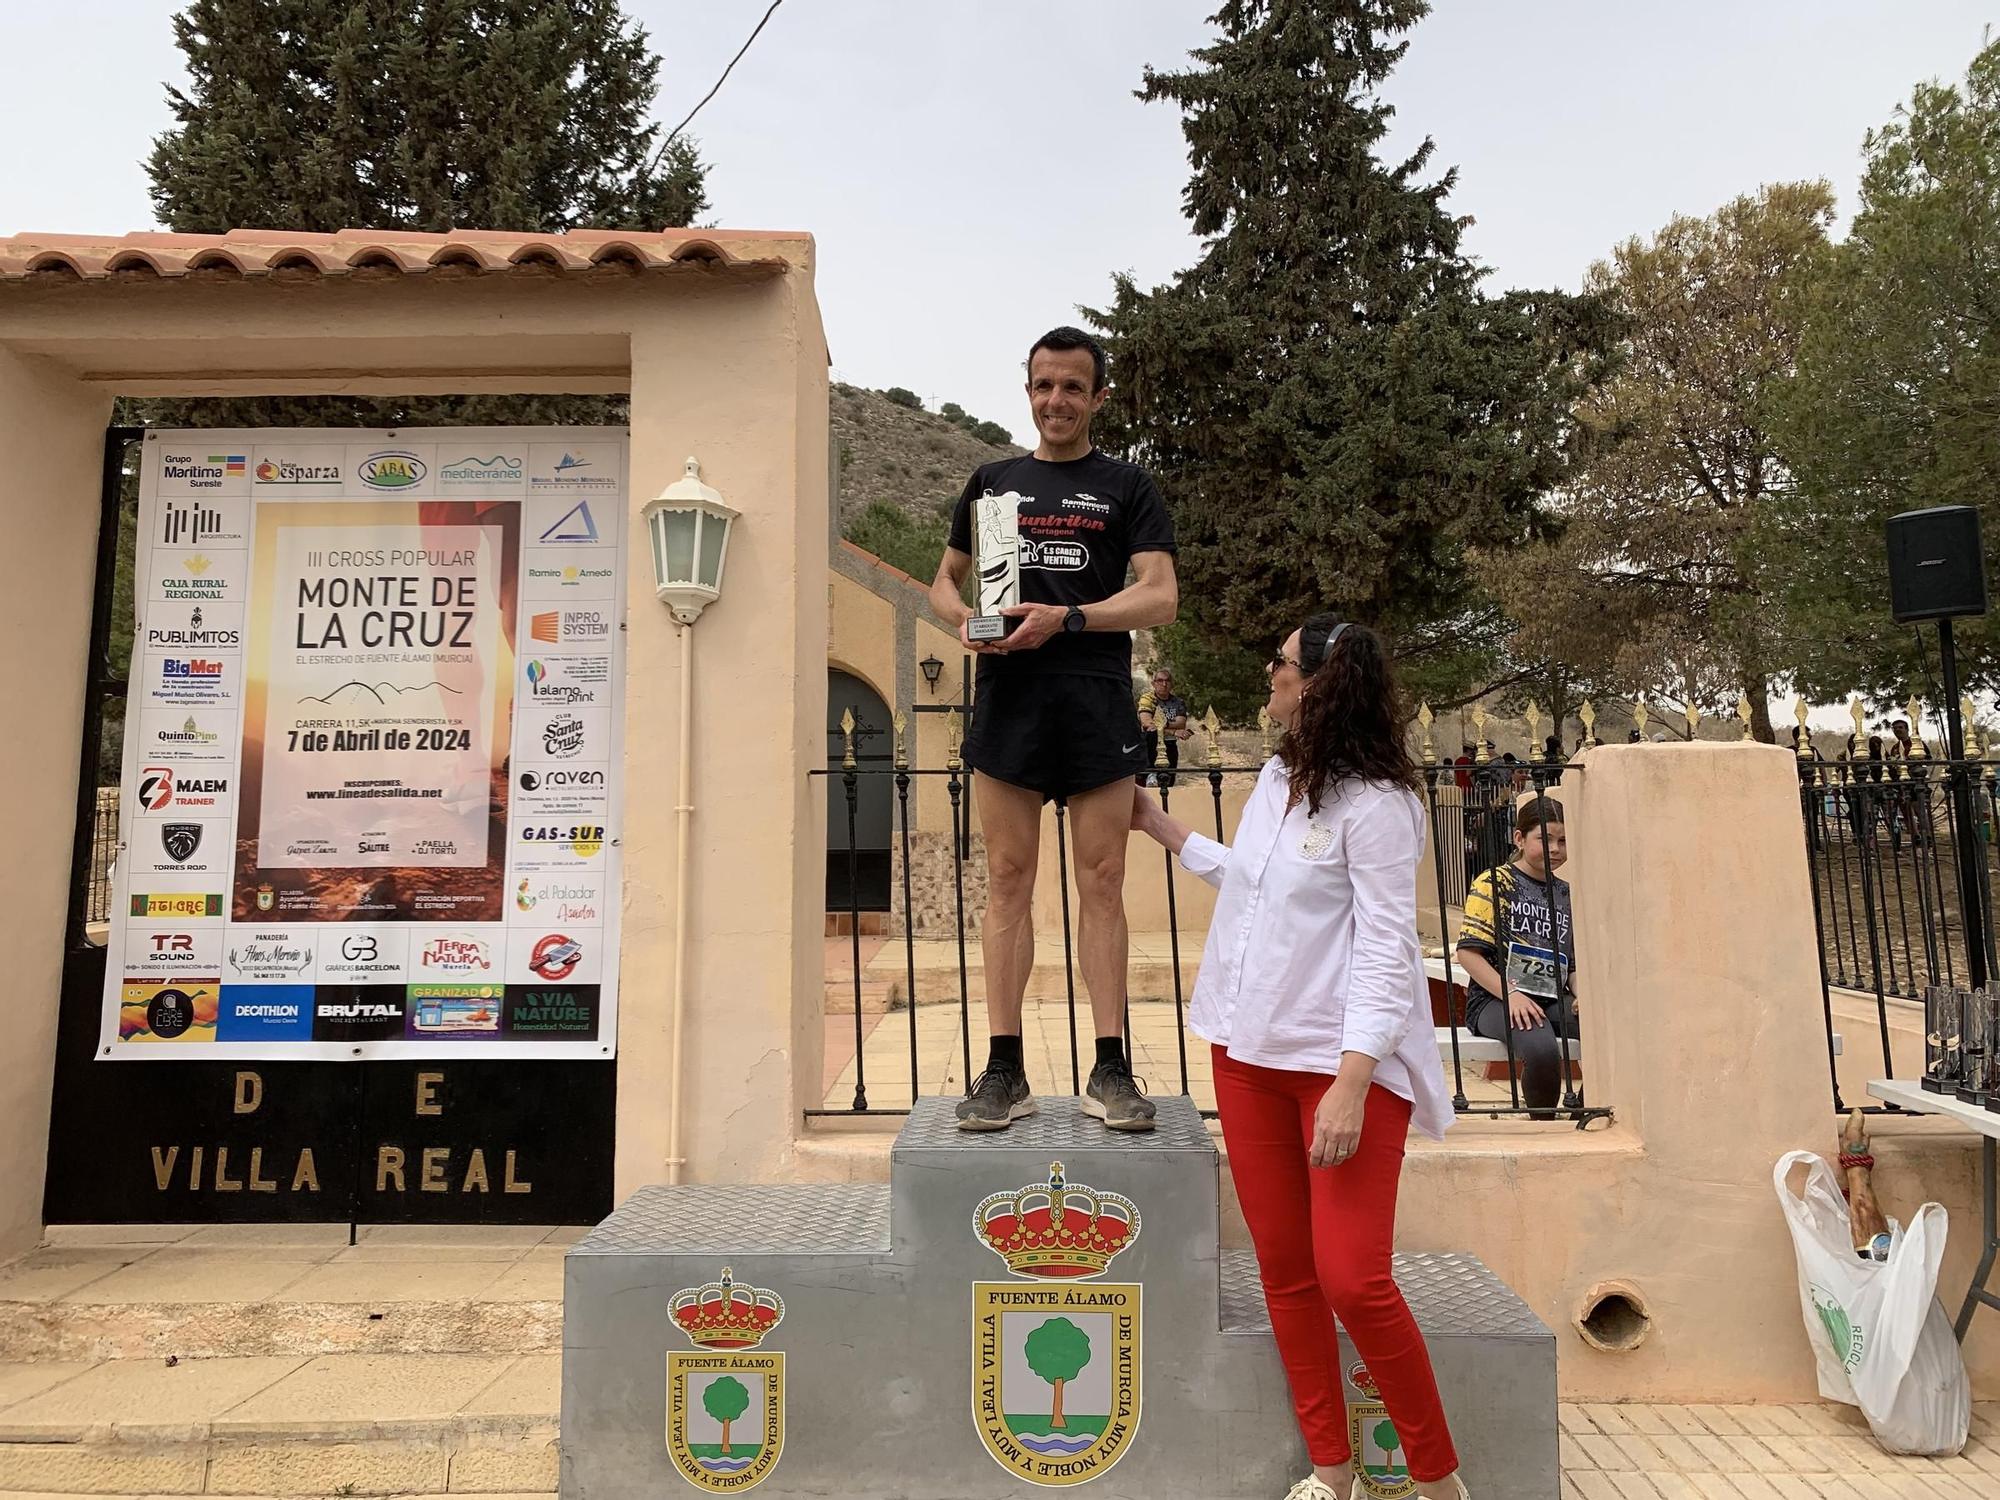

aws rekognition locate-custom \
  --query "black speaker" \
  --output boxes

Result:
[1887,506,1988,622]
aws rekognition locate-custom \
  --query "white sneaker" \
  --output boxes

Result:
[1282,1477,1343,1500]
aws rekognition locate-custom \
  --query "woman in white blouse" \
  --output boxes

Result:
[1132,616,1464,1500]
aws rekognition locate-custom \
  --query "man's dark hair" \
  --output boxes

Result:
[1028,326,1109,392]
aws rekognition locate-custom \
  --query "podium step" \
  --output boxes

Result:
[563,1097,1554,1500]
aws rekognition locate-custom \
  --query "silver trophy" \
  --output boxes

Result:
[967,490,1023,642]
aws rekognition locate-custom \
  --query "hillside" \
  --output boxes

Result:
[832,383,1025,531]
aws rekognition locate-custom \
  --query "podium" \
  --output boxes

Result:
[561,1097,1554,1499]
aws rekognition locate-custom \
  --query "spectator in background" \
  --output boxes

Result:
[1626,729,1642,743]
[1456,796,1578,1119]
[1453,744,1474,793]
[1136,668,1191,787]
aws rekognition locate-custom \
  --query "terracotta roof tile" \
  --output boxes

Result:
[0,226,802,283]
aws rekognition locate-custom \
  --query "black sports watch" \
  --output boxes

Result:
[1062,605,1088,634]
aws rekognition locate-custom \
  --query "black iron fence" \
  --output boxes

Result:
[1799,753,1999,1110]
[83,787,117,930]
[813,736,1607,1126]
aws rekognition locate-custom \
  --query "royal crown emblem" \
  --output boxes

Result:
[973,1161,1140,1280]
[670,1267,786,1350]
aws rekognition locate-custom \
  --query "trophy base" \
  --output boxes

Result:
[966,614,1012,643]
[1922,1075,1950,1093]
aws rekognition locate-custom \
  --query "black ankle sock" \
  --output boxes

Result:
[1094,1036,1127,1071]
[987,1035,1024,1072]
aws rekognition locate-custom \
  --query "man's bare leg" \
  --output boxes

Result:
[956,773,1044,1129]
[1067,777,1155,1130]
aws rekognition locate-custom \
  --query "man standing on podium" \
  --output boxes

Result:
[928,326,1179,1132]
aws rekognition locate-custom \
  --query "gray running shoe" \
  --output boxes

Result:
[955,1067,1035,1131]
[1081,1058,1157,1132]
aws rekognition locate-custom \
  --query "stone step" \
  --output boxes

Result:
[0,1231,570,1362]
[0,1353,558,1496]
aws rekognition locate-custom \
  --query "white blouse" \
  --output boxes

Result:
[1180,759,1455,1141]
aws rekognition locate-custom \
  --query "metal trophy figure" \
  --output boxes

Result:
[966,490,1023,643]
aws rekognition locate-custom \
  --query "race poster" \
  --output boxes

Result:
[100,429,626,1060]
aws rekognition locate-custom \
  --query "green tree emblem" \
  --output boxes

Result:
[1022,1317,1093,1431]
[702,1374,751,1457]
[1373,1416,1402,1472]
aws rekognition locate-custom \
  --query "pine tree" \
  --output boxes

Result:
[1091,0,1616,701]
[150,0,705,235]
[133,0,707,430]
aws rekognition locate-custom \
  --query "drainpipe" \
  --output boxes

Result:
[667,618,694,1185]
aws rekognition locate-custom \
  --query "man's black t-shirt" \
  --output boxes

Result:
[946,450,1174,682]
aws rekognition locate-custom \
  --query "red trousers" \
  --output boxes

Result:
[1213,1045,1459,1481]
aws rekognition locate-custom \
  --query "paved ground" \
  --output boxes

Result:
[3,1231,1993,1497]
[1559,1399,2000,1498]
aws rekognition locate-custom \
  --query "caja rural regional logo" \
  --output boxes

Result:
[666,1268,786,1492]
[972,1162,1142,1487]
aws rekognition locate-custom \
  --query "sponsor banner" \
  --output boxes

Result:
[135,816,232,880]
[511,872,606,927]
[132,766,232,817]
[123,925,225,981]
[503,982,601,1038]
[522,704,609,762]
[216,984,315,1041]
[102,428,627,1062]
[118,979,222,1043]
[312,983,407,1041]
[252,447,346,494]
[521,547,619,601]
[526,605,614,650]
[505,927,602,985]
[514,819,610,872]
[136,708,234,763]
[413,925,507,981]
[522,653,609,708]
[347,446,437,497]
[528,443,621,496]
[514,763,610,820]
[223,929,318,983]
[142,601,245,653]
[149,549,247,604]
[141,652,235,709]
[128,891,225,922]
[156,450,249,498]
[316,926,412,986]
[405,982,505,1039]
[439,451,526,494]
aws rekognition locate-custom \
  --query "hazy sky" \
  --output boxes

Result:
[2,2,1994,444]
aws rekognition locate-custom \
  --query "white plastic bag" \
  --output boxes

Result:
[1773,1150,1969,1455]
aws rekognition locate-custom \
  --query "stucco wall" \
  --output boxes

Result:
[0,349,113,1257]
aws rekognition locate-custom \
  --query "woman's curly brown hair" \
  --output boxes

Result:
[1276,615,1422,814]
